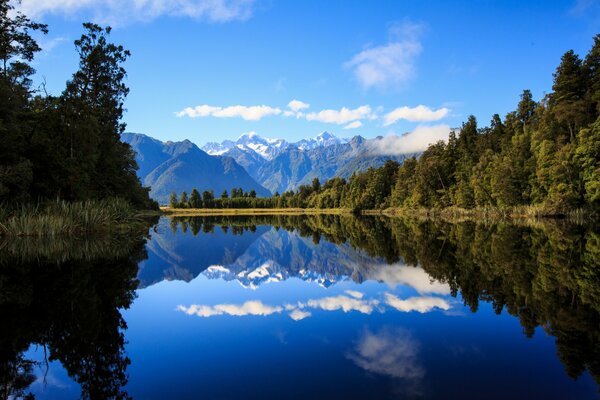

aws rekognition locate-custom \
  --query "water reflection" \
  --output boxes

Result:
[0,214,598,398]
[176,291,451,320]
[155,215,600,389]
[0,234,151,399]
[347,327,424,398]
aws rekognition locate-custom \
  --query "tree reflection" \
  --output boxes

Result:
[171,214,600,387]
[0,233,151,399]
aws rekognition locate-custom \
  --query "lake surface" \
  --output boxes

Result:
[1,215,599,399]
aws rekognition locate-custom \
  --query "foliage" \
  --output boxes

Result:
[170,36,600,217]
[0,198,145,236]
[0,3,155,210]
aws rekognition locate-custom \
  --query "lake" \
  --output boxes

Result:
[2,215,599,399]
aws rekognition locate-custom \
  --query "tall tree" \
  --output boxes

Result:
[61,23,151,207]
[0,0,47,201]
[189,188,202,208]
[550,50,588,140]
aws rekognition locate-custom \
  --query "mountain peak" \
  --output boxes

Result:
[316,131,335,140]
[238,131,260,140]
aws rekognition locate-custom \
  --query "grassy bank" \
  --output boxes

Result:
[0,199,157,237]
[376,205,598,224]
[160,207,351,216]
[162,205,597,223]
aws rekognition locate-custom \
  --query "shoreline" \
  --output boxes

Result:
[162,205,597,223]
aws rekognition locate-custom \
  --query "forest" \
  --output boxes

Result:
[0,1,155,210]
[172,35,600,217]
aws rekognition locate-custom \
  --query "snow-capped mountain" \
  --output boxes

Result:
[203,131,289,160]
[295,131,347,151]
[201,130,412,194]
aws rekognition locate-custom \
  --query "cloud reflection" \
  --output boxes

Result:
[367,264,450,295]
[177,291,451,320]
[347,328,424,380]
[306,295,378,314]
[177,301,283,317]
[384,293,450,313]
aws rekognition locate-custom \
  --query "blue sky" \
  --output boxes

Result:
[21,0,600,146]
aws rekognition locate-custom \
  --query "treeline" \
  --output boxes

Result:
[169,187,266,208]
[174,35,600,216]
[0,2,156,209]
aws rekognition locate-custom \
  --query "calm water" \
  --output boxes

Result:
[1,215,599,399]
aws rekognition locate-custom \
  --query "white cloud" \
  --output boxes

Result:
[345,20,424,90]
[177,300,283,317]
[367,124,451,155]
[305,105,373,125]
[344,121,362,130]
[288,99,310,112]
[289,309,311,321]
[306,295,378,314]
[347,328,424,380]
[16,0,256,24]
[384,293,450,313]
[176,104,281,121]
[384,105,449,125]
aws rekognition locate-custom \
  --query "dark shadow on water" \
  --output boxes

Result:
[0,231,152,399]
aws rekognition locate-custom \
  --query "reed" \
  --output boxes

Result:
[0,198,142,237]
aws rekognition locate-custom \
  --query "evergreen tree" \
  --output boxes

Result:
[311,178,321,193]
[0,0,47,201]
[189,188,202,208]
[179,191,188,208]
[169,192,178,208]
[551,50,588,139]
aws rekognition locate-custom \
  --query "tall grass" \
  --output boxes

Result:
[0,198,141,237]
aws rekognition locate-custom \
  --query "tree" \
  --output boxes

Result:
[60,23,152,207]
[189,188,202,208]
[575,118,600,208]
[0,0,47,201]
[311,178,321,193]
[221,189,229,199]
[179,191,188,208]
[584,34,600,118]
[169,192,178,208]
[517,89,537,126]
[550,50,588,139]
[202,190,214,204]
[249,189,257,198]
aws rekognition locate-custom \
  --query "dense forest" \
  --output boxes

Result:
[0,1,155,209]
[173,36,600,216]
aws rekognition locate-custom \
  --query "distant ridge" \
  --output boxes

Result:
[203,131,412,193]
[122,132,271,203]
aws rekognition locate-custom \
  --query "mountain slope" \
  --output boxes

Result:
[122,132,270,203]
[256,136,410,193]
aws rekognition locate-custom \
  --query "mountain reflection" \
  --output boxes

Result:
[155,214,600,388]
[0,234,151,399]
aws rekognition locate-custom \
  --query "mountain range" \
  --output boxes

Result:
[122,130,413,203]
[121,132,271,203]
[202,131,412,194]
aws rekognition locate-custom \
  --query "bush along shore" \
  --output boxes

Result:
[0,198,157,237]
